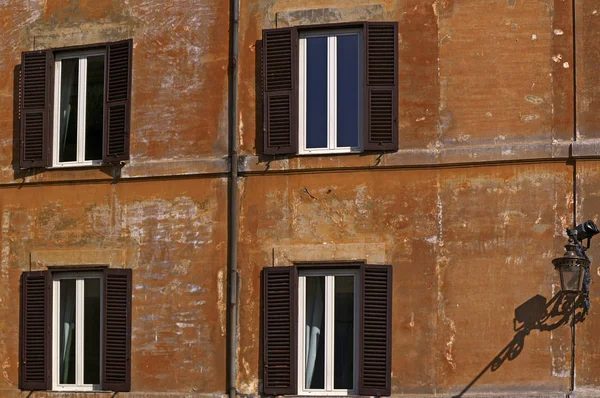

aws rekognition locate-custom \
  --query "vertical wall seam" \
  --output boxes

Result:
[570,0,577,395]
[227,0,240,396]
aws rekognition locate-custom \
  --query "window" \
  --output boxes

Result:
[20,268,132,392]
[53,51,105,167]
[262,23,397,156]
[299,30,363,154]
[298,269,359,394]
[262,264,392,396]
[52,272,102,391]
[20,39,132,169]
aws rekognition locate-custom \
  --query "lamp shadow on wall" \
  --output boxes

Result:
[452,292,586,398]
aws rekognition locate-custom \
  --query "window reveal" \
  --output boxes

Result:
[299,271,358,394]
[299,31,362,154]
[54,52,106,166]
[53,273,102,390]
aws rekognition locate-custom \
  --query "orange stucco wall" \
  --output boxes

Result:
[1,0,600,397]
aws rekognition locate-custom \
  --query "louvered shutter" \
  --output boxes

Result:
[103,39,132,164]
[359,264,392,396]
[364,22,398,152]
[262,28,298,155]
[102,268,132,391]
[20,271,51,390]
[20,50,52,169]
[262,266,297,395]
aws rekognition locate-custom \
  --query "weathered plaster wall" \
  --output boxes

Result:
[237,0,574,169]
[575,161,600,388]
[236,163,578,396]
[0,178,228,396]
[0,0,230,183]
[2,0,600,397]
[576,1,600,140]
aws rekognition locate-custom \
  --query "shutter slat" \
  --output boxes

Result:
[358,264,392,396]
[364,22,398,152]
[262,28,298,155]
[102,268,132,392]
[263,266,297,395]
[103,39,132,164]
[20,50,50,168]
[20,271,50,390]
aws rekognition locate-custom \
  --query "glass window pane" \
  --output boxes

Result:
[85,56,105,161]
[336,34,360,148]
[305,276,325,389]
[59,59,79,162]
[306,37,328,149]
[59,279,76,385]
[334,275,354,390]
[84,278,101,385]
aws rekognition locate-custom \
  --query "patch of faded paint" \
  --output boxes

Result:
[525,95,544,104]
[2,357,12,386]
[435,173,456,371]
[457,133,470,142]
[521,114,540,122]
[218,268,226,336]
[238,358,258,394]
[499,210,526,226]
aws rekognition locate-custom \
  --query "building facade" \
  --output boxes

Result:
[1,0,600,397]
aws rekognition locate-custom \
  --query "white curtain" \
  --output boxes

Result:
[59,59,77,160]
[305,277,324,388]
[61,284,76,383]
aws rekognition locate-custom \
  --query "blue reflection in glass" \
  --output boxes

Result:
[306,37,328,149]
[336,34,359,148]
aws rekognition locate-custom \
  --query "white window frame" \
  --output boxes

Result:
[52,272,103,392]
[52,50,106,168]
[297,269,359,396]
[298,29,364,155]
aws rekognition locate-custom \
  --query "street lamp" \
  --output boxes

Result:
[553,220,598,295]
[552,220,598,396]
[552,239,588,293]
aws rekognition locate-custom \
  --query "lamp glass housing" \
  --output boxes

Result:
[558,265,585,293]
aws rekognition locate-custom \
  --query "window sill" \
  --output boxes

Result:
[48,161,106,169]
[47,389,112,394]
[298,150,362,156]
[278,395,375,398]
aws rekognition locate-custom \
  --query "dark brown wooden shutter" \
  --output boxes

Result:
[102,268,132,391]
[20,50,52,169]
[359,264,392,396]
[262,28,298,155]
[20,271,51,390]
[364,22,398,152]
[262,266,297,395]
[103,39,132,164]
